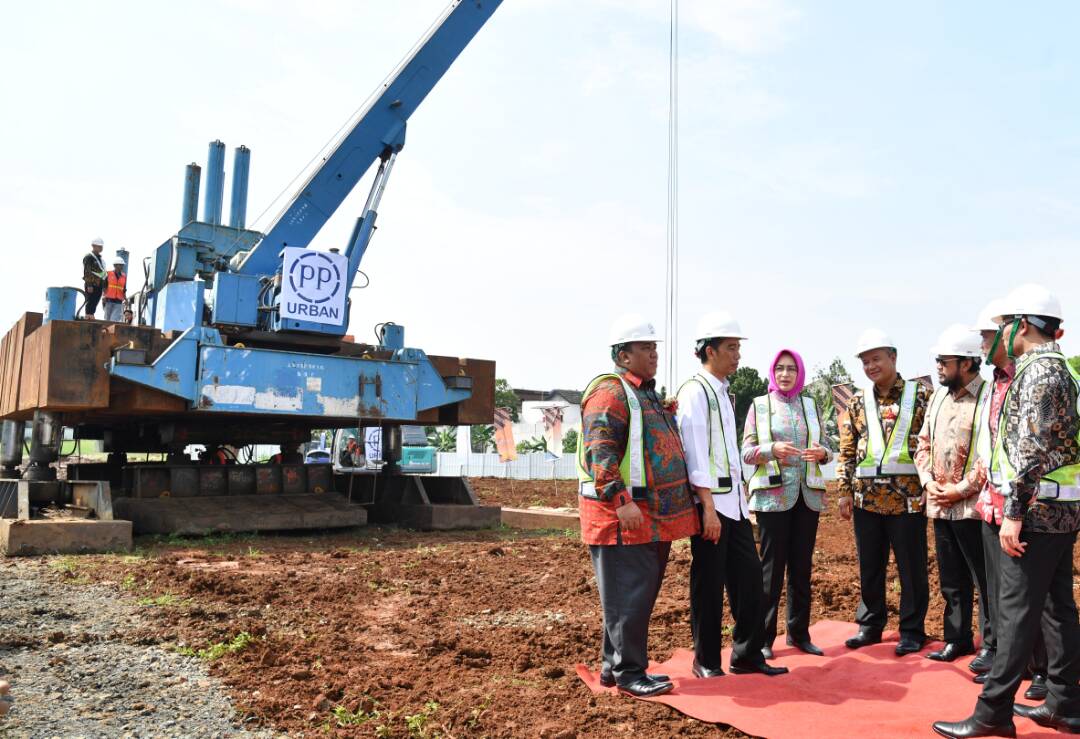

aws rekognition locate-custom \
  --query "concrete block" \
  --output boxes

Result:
[112,493,367,535]
[398,503,501,531]
[1,518,132,557]
[501,507,580,531]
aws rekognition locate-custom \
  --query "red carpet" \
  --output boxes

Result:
[577,620,1056,738]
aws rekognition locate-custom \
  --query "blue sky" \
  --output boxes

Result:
[2,1,1078,392]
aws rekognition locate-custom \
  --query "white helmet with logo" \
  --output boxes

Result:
[694,311,748,342]
[854,328,896,357]
[931,323,982,358]
[994,283,1063,323]
[608,313,662,347]
[112,253,126,266]
[91,237,105,247]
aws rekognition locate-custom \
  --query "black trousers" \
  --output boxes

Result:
[981,521,1047,671]
[852,507,929,638]
[934,518,991,646]
[589,541,671,686]
[84,283,103,315]
[757,495,820,644]
[975,530,1080,724]
[690,508,765,669]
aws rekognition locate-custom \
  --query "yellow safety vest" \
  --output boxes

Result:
[576,373,646,500]
[748,393,826,493]
[676,373,735,493]
[926,381,992,477]
[855,380,920,478]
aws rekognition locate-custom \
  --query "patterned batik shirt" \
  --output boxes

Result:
[741,391,834,513]
[836,375,930,515]
[914,377,985,521]
[578,369,700,546]
[1001,342,1080,534]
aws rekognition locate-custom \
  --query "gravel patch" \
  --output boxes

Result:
[0,558,276,738]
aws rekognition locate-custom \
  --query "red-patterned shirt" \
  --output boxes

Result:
[973,362,1015,525]
[578,370,699,546]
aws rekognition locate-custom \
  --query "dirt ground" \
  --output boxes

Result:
[55,479,1079,738]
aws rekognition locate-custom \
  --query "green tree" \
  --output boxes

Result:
[729,366,769,437]
[427,427,457,452]
[1069,356,1080,376]
[471,424,495,453]
[494,379,521,421]
[562,427,579,454]
[516,435,548,454]
[806,357,853,448]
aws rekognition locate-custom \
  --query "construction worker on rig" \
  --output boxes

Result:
[676,311,788,678]
[934,284,1080,738]
[82,237,107,319]
[576,314,699,698]
[102,254,127,322]
[837,329,931,657]
[270,442,303,465]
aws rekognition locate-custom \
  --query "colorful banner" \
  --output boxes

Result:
[493,407,517,461]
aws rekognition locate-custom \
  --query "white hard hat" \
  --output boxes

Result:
[91,238,104,247]
[112,253,126,265]
[931,323,982,358]
[609,313,662,346]
[694,311,748,342]
[854,328,896,357]
[994,283,1063,323]
[974,298,1004,333]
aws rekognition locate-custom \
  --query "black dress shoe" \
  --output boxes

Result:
[600,671,669,688]
[1014,703,1080,733]
[787,635,825,656]
[968,647,995,674]
[931,717,1016,738]
[896,635,928,656]
[729,659,789,676]
[973,673,988,684]
[761,645,774,660]
[617,676,674,697]
[845,630,882,649]
[927,641,976,662]
[1023,673,1047,701]
[692,659,724,679]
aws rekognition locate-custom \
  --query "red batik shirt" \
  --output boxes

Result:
[578,370,699,546]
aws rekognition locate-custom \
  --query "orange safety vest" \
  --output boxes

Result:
[104,271,126,301]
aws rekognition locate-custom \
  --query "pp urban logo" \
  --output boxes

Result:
[280,248,348,325]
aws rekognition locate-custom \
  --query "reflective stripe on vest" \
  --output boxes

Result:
[927,381,992,477]
[678,374,734,493]
[576,373,646,500]
[989,350,1080,503]
[856,380,919,478]
[748,394,827,493]
[105,271,126,301]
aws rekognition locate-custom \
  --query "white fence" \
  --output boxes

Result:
[432,453,839,482]
[433,452,577,480]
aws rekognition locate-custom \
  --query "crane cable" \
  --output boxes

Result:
[663,0,680,393]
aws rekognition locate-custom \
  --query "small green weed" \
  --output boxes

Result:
[137,593,178,607]
[177,631,255,661]
[404,701,439,737]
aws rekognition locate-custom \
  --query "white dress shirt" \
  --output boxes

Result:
[676,370,750,520]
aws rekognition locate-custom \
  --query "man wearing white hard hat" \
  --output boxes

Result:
[576,313,700,698]
[102,253,128,322]
[963,299,1048,695]
[837,329,931,656]
[914,325,991,664]
[935,285,1080,738]
[675,311,788,677]
[82,237,107,319]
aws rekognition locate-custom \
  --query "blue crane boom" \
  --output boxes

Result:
[239,0,501,281]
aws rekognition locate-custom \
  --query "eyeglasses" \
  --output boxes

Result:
[934,357,960,366]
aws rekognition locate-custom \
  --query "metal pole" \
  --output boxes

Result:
[203,140,226,226]
[181,163,201,227]
[229,146,251,229]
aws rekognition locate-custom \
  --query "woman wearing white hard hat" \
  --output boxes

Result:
[836,329,932,656]
[912,324,992,665]
[576,313,699,698]
[675,311,788,677]
[741,346,831,658]
[935,285,1080,737]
